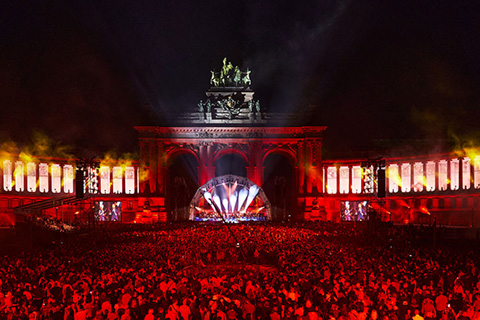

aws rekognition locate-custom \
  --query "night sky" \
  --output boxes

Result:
[1,0,479,159]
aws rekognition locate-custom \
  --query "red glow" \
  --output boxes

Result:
[419,206,430,215]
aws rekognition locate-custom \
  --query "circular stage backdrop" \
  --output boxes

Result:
[189,175,271,222]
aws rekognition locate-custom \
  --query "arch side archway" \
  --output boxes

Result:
[263,152,296,221]
[166,150,199,221]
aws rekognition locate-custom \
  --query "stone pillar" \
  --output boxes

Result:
[206,143,215,181]
[47,164,52,193]
[447,159,451,190]
[348,165,353,194]
[249,142,262,186]
[315,141,323,194]
[361,167,365,194]
[410,162,415,192]
[306,141,313,194]
[255,144,263,186]
[139,141,148,193]
[157,142,165,194]
[323,166,327,194]
[110,165,114,194]
[247,143,255,183]
[459,157,463,190]
[149,142,157,193]
[198,143,208,185]
[297,142,305,194]
[423,161,427,191]
[0,162,3,192]
[385,164,390,194]
[435,160,439,191]
[336,165,340,195]
[470,160,475,189]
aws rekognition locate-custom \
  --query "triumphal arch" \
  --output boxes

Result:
[135,59,326,222]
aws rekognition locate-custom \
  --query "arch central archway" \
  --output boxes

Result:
[214,153,247,177]
[189,175,271,222]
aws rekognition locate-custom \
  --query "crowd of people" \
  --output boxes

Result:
[24,214,78,233]
[0,222,479,320]
[192,212,268,222]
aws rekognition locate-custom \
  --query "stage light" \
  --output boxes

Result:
[189,175,271,221]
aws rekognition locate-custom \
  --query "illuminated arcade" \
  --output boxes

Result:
[0,59,480,227]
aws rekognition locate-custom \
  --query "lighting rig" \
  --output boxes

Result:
[361,158,388,221]
[75,158,101,199]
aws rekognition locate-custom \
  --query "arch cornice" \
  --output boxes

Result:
[262,145,297,166]
[165,144,200,164]
[213,144,249,165]
[135,126,327,140]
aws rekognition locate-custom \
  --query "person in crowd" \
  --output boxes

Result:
[1,222,480,320]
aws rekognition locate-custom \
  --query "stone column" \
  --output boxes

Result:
[139,141,148,193]
[297,141,305,194]
[0,161,3,192]
[157,142,165,194]
[47,163,52,194]
[385,164,390,194]
[423,161,427,191]
[348,165,353,194]
[306,141,313,194]
[323,166,327,194]
[255,144,263,186]
[149,142,157,193]
[361,167,365,194]
[459,157,463,190]
[435,160,439,191]
[110,165,114,194]
[249,142,262,186]
[315,140,323,194]
[247,143,255,183]
[470,160,475,189]
[206,143,215,181]
[336,165,340,195]
[410,162,415,192]
[198,143,208,185]
[447,159,451,190]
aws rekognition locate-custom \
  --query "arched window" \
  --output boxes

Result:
[100,166,111,194]
[462,158,471,189]
[438,160,448,191]
[339,167,349,194]
[14,161,24,192]
[3,160,12,191]
[63,165,74,193]
[388,164,399,193]
[326,167,337,194]
[352,166,362,194]
[39,163,48,193]
[450,159,459,190]
[426,161,435,191]
[27,162,36,192]
[51,164,61,193]
[125,167,135,194]
[413,162,424,192]
[113,166,123,194]
[401,163,411,192]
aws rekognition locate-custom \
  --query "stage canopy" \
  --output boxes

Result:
[189,175,271,222]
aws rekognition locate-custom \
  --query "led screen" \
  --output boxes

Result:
[340,201,368,221]
[94,201,122,222]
